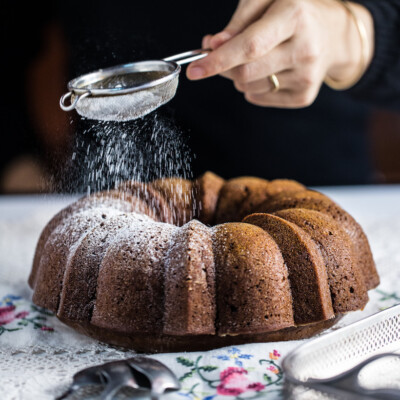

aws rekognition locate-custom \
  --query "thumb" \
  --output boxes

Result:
[210,0,275,48]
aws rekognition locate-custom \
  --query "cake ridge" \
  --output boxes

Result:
[32,207,124,312]
[212,222,295,335]
[255,189,378,289]
[163,219,216,335]
[243,212,335,324]
[274,208,369,313]
[29,191,138,289]
[58,212,154,323]
[151,177,197,226]
[91,220,178,334]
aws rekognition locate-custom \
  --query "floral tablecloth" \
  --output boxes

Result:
[1,187,400,400]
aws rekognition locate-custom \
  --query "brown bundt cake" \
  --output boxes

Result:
[29,172,379,352]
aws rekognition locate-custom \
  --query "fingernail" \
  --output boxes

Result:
[202,34,212,48]
[188,66,205,80]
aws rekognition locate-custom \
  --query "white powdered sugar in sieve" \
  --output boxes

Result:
[74,77,179,121]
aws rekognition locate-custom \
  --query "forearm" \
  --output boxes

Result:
[347,0,400,109]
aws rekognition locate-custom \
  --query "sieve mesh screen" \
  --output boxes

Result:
[74,76,179,121]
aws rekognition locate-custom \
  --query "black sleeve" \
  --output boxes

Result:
[345,0,400,110]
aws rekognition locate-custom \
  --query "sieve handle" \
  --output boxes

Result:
[60,91,90,111]
[163,49,210,66]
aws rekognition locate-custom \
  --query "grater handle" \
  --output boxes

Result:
[309,353,400,399]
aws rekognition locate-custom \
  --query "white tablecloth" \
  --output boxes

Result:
[1,187,400,400]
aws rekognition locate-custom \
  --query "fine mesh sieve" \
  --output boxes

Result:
[60,49,209,121]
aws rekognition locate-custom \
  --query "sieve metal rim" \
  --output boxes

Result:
[68,60,180,96]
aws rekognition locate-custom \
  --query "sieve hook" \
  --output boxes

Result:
[163,49,210,66]
[60,91,91,111]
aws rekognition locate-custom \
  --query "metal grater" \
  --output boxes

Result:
[282,304,400,399]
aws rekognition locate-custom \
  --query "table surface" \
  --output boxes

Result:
[1,186,400,400]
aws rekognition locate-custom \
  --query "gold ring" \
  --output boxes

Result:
[269,74,280,93]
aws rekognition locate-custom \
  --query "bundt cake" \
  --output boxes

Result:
[29,172,379,352]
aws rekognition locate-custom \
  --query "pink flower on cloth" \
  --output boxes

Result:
[0,305,29,325]
[15,311,29,319]
[217,367,265,396]
[0,305,18,325]
[41,326,54,331]
[267,365,280,375]
[269,350,281,360]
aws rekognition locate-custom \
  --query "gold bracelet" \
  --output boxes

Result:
[324,0,369,90]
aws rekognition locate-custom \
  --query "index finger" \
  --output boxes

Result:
[187,1,297,80]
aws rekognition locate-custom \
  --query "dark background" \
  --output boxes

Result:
[2,1,400,193]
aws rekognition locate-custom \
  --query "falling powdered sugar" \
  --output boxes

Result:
[60,111,196,225]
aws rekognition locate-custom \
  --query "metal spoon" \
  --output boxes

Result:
[56,356,180,400]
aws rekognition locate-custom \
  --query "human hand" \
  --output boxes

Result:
[187,0,374,108]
